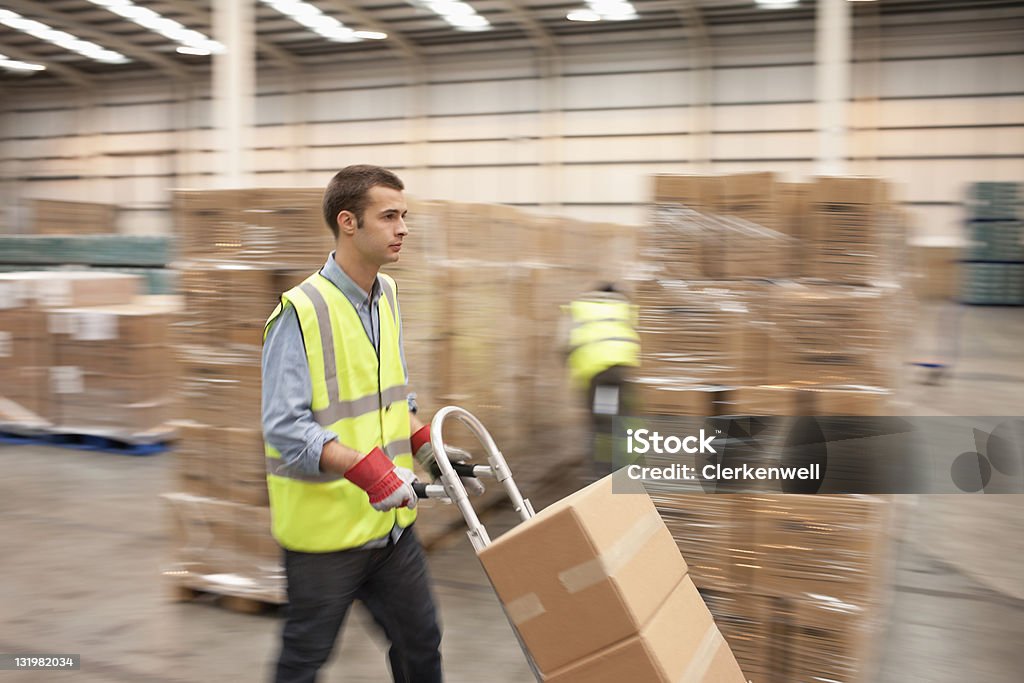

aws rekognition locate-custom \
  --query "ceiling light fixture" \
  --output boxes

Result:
[418,0,491,32]
[0,53,46,71]
[566,0,638,23]
[0,9,129,63]
[85,0,223,55]
[755,0,800,8]
[261,0,375,42]
[566,10,601,22]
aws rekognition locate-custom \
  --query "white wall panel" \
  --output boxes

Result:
[6,109,78,138]
[714,65,815,103]
[426,113,539,141]
[562,108,692,136]
[99,103,170,133]
[713,103,816,131]
[562,136,692,164]
[306,144,410,170]
[562,71,692,110]
[306,119,410,145]
[875,55,1024,99]
[426,139,541,166]
[98,131,177,156]
[428,79,539,116]
[558,164,680,205]
[852,128,1024,158]
[712,131,816,160]
[852,96,1024,128]
[307,86,409,121]
[417,166,543,205]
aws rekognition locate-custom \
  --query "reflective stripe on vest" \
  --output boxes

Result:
[263,271,415,552]
[567,299,640,389]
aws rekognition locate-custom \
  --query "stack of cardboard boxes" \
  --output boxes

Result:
[0,271,176,441]
[24,199,118,235]
[653,492,893,683]
[479,475,748,682]
[642,173,903,682]
[168,204,315,601]
[642,173,904,417]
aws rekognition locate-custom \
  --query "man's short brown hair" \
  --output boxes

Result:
[322,165,405,237]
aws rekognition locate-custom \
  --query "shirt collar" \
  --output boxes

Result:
[321,251,381,310]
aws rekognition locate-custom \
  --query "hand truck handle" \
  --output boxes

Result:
[429,406,535,552]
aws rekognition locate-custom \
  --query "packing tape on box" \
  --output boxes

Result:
[504,592,546,625]
[678,625,725,683]
[558,510,665,594]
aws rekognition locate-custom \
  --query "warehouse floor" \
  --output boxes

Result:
[1,304,1022,683]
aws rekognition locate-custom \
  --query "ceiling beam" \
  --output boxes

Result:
[495,0,558,53]
[0,41,92,87]
[2,0,189,78]
[317,0,421,60]
[160,0,300,70]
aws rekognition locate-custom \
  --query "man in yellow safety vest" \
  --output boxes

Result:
[262,165,477,682]
[564,283,641,480]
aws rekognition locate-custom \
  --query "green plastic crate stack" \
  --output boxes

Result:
[961,182,1024,305]
[0,235,172,266]
[966,220,1024,261]
[0,235,176,295]
[968,182,1019,220]
[961,263,1024,305]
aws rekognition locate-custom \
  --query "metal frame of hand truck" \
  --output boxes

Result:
[412,406,542,681]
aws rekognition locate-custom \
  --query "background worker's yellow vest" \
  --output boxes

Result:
[263,272,415,552]
[567,298,641,389]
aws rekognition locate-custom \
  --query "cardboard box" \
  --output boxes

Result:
[543,576,746,683]
[477,475,689,673]
[651,175,719,210]
[0,271,140,308]
[28,199,117,235]
[746,495,891,605]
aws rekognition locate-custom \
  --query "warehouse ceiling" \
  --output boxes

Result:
[0,0,1020,86]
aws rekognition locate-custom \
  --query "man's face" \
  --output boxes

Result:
[350,185,408,267]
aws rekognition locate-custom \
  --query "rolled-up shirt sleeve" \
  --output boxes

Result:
[261,303,338,477]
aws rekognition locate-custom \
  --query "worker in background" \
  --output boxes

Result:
[563,283,642,481]
[262,165,479,683]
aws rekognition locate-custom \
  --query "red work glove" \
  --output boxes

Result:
[344,447,418,511]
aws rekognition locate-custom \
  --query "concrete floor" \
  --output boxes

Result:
[1,304,1023,682]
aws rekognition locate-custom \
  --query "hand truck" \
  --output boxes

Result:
[411,406,542,680]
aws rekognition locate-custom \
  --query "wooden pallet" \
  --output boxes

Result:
[170,580,285,615]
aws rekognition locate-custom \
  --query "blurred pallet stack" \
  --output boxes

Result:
[642,173,904,417]
[653,492,894,683]
[960,182,1024,305]
[20,199,118,235]
[168,187,332,603]
[0,271,177,442]
[642,173,904,682]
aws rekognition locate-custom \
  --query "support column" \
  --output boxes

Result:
[816,0,851,175]
[213,0,255,188]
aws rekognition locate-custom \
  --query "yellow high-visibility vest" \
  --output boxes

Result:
[263,271,415,552]
[567,297,641,389]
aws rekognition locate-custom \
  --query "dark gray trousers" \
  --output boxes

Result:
[274,527,443,683]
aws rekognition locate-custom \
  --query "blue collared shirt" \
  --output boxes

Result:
[261,253,416,547]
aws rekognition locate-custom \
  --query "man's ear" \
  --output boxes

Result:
[338,210,358,236]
